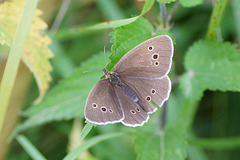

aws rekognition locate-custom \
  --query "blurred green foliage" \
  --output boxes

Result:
[1,0,240,160]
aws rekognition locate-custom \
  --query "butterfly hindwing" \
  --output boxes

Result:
[84,79,124,125]
[114,87,149,127]
[120,76,171,113]
[114,35,173,78]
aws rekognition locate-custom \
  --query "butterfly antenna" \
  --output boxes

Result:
[82,70,101,74]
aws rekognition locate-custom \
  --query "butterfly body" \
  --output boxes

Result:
[103,69,140,104]
[85,35,173,127]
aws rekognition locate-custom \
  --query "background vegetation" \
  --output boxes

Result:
[0,0,240,160]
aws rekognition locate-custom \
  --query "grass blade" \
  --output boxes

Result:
[64,132,126,160]
[16,135,47,160]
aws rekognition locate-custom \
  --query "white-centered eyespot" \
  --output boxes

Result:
[92,103,97,108]
[154,61,159,66]
[148,45,154,51]
[152,53,159,60]
[146,96,151,102]
[101,106,107,113]
[130,110,136,114]
[151,89,156,95]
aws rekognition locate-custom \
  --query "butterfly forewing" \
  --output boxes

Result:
[120,76,171,113]
[85,79,124,125]
[114,35,173,78]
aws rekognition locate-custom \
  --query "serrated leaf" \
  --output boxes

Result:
[109,18,153,65]
[180,0,203,7]
[0,0,53,102]
[14,52,105,134]
[107,17,174,70]
[181,40,240,101]
[135,119,187,160]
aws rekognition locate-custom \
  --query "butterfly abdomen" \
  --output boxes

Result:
[107,71,140,104]
[116,82,139,103]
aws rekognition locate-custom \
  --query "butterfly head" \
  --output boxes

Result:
[102,68,121,85]
[102,68,110,78]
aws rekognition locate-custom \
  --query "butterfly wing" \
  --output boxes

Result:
[120,76,171,113]
[114,35,173,78]
[114,87,149,127]
[85,79,124,125]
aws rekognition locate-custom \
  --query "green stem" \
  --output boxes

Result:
[232,0,240,43]
[0,0,38,134]
[16,135,47,160]
[63,132,126,160]
[206,0,228,40]
[188,136,240,150]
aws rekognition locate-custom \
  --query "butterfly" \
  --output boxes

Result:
[84,35,173,127]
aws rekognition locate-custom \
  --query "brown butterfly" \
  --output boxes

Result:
[85,35,173,127]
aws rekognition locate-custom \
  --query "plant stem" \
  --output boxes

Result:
[49,0,71,36]
[16,135,47,160]
[167,1,179,25]
[232,0,240,44]
[159,3,167,28]
[189,136,240,150]
[206,0,228,40]
[0,0,38,134]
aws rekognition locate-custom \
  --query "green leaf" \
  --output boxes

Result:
[157,0,177,3]
[63,132,126,160]
[107,17,175,70]
[78,0,154,31]
[80,122,95,140]
[108,17,153,65]
[164,119,188,160]
[187,132,209,160]
[232,0,240,42]
[181,40,240,101]
[180,0,203,7]
[135,118,187,160]
[54,0,155,40]
[135,121,161,160]
[13,52,105,135]
[16,135,47,160]
[188,136,240,150]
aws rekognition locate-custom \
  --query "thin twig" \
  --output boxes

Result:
[167,0,180,25]
[49,0,71,36]
[160,102,167,129]
[171,76,181,87]
[159,3,167,28]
